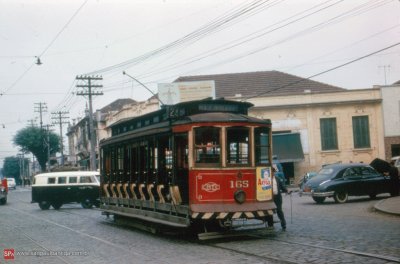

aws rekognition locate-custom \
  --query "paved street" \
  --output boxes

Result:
[1,187,399,264]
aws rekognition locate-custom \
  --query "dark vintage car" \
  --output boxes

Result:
[302,163,393,204]
[298,171,317,195]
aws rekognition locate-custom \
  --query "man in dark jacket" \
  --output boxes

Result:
[274,174,291,231]
[267,176,291,231]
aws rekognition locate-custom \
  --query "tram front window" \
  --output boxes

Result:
[194,127,221,164]
[227,127,249,165]
[255,127,271,165]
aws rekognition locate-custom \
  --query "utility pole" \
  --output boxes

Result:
[378,65,391,85]
[76,75,103,171]
[44,124,54,172]
[51,111,69,166]
[34,102,47,130]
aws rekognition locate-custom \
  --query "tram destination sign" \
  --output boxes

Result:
[158,80,216,105]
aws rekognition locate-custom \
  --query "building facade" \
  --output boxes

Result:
[379,81,400,160]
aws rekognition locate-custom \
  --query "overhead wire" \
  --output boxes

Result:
[134,0,344,80]
[86,0,274,75]
[162,0,394,79]
[244,42,400,100]
[0,0,89,99]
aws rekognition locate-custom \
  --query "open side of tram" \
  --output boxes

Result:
[99,99,276,235]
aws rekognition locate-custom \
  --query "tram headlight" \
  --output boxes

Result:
[234,190,246,204]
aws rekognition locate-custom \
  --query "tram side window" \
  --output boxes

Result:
[255,127,271,165]
[194,127,221,164]
[227,127,249,165]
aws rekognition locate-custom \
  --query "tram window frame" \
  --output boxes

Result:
[255,127,271,165]
[194,127,221,167]
[226,127,250,166]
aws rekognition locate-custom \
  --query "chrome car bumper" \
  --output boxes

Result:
[301,189,334,197]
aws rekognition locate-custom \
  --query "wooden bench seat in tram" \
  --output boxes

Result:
[116,182,123,198]
[157,185,165,203]
[169,185,182,205]
[103,183,110,198]
[123,183,129,198]
[110,182,117,198]
[147,184,155,202]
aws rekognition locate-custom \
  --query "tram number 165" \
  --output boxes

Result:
[229,180,249,189]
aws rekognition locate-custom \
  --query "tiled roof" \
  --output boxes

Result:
[99,98,136,113]
[174,71,345,98]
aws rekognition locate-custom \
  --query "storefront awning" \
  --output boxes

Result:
[272,132,304,163]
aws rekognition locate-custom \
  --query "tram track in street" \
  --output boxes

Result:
[6,206,164,263]
[6,191,400,264]
[198,231,400,264]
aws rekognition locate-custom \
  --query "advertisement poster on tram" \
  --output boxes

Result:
[256,167,273,201]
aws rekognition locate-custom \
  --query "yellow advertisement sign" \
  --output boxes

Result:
[256,167,273,201]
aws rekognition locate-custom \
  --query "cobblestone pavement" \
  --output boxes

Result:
[1,187,399,264]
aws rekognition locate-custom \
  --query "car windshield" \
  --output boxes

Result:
[313,167,336,181]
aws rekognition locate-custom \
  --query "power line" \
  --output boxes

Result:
[0,0,88,99]
[51,111,69,166]
[76,75,103,171]
[86,0,275,75]
[245,42,400,100]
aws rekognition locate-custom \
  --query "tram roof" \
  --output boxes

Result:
[103,99,270,141]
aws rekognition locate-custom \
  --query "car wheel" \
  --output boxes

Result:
[52,202,63,210]
[81,199,93,209]
[0,197,6,205]
[39,201,51,210]
[334,191,348,203]
[312,197,326,204]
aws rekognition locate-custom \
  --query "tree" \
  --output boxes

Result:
[2,157,20,179]
[1,156,29,184]
[13,126,60,172]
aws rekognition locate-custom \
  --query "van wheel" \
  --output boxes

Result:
[52,202,62,210]
[334,191,348,203]
[81,199,93,209]
[39,201,50,210]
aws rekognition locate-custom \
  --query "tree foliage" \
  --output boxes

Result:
[13,126,60,172]
[2,156,20,179]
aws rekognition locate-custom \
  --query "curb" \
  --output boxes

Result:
[374,198,400,216]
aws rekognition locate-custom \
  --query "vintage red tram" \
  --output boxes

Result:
[99,98,276,235]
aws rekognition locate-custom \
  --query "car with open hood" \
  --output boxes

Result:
[302,163,393,204]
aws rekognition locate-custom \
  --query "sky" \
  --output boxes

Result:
[0,0,399,166]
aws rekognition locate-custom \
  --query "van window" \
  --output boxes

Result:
[48,178,56,184]
[69,177,77,183]
[58,177,67,184]
[80,176,93,183]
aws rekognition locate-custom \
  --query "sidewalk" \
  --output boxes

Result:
[374,196,400,216]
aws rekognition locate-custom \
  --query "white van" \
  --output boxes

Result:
[32,171,100,210]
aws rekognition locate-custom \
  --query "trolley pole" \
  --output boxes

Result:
[76,75,103,171]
